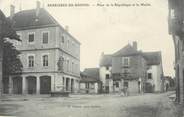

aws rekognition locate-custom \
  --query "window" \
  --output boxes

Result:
[28,55,34,67]
[42,55,48,67]
[86,83,89,89]
[62,35,65,43]
[170,9,175,19]
[72,41,74,51]
[122,57,129,67]
[106,74,110,79]
[42,32,49,44]
[72,62,74,73]
[124,81,128,87]
[16,33,22,45]
[67,59,69,72]
[115,82,119,88]
[28,33,34,43]
[67,40,69,48]
[148,73,152,79]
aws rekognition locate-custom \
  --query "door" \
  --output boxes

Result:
[27,76,36,94]
[71,79,74,92]
[40,76,51,94]
[13,77,22,94]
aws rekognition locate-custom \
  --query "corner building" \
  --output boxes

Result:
[7,3,80,94]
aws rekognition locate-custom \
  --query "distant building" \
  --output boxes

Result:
[99,54,112,93]
[80,68,101,94]
[111,42,147,94]
[5,2,80,94]
[163,76,175,92]
[143,52,164,93]
[99,42,164,94]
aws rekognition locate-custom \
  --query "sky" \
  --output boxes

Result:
[0,0,175,77]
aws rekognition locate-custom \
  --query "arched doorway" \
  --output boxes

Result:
[40,76,51,94]
[71,79,74,92]
[26,76,36,94]
[12,76,22,94]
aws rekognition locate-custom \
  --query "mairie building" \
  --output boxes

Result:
[5,2,81,94]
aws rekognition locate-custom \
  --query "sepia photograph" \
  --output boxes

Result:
[0,0,183,117]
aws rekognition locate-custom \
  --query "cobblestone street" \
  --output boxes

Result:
[0,92,181,117]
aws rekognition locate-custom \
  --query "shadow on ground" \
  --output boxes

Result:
[0,104,22,116]
[125,105,157,117]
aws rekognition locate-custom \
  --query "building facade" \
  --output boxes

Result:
[99,54,113,93]
[7,2,80,94]
[99,42,164,94]
[80,68,101,94]
[168,0,184,103]
[111,42,147,94]
[143,52,164,93]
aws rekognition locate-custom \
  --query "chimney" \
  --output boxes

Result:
[132,41,137,50]
[65,25,69,32]
[36,1,41,17]
[10,5,15,19]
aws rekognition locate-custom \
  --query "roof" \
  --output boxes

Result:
[100,54,112,66]
[10,8,80,44]
[11,8,58,30]
[80,68,100,83]
[142,51,162,65]
[83,68,99,79]
[100,43,162,68]
[80,75,99,83]
[100,44,141,66]
[113,44,141,56]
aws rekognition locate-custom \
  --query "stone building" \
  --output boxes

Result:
[6,2,80,94]
[80,68,101,94]
[143,52,164,93]
[99,54,113,93]
[99,42,164,94]
[111,42,147,94]
[168,0,184,103]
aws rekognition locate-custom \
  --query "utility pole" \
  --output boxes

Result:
[0,15,3,96]
[0,38,3,96]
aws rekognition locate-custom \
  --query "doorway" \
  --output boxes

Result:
[40,76,51,94]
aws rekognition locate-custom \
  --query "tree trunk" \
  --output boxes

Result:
[0,38,3,96]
